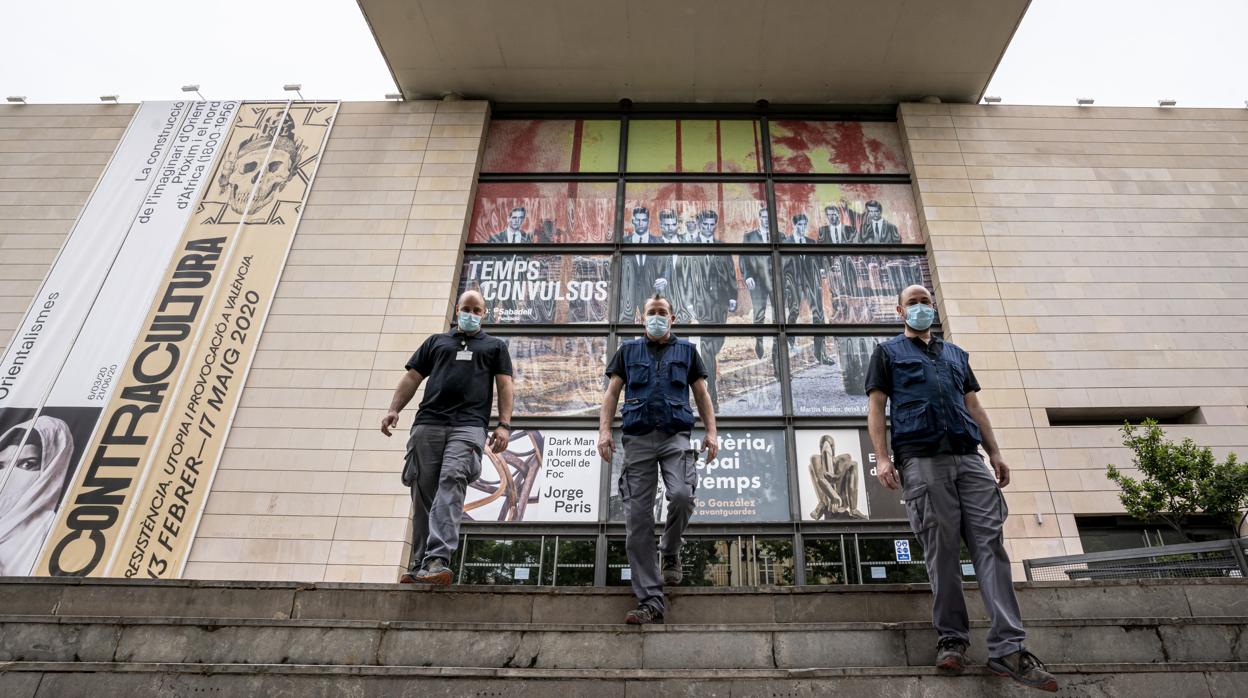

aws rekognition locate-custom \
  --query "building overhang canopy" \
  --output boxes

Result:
[359,0,1030,105]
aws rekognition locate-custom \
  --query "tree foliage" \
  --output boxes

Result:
[1106,420,1247,541]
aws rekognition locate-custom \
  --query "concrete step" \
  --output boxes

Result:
[2,661,1246,698]
[2,615,1246,669]
[3,577,1246,625]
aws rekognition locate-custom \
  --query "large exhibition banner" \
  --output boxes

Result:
[0,101,235,577]
[33,102,337,578]
[465,429,601,523]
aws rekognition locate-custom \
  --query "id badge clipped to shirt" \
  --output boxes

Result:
[456,349,473,361]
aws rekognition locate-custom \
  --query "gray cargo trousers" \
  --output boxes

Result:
[900,453,1026,658]
[620,430,698,614]
[403,424,486,572]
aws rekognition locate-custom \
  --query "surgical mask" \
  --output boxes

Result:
[905,303,936,331]
[645,314,670,338]
[458,311,481,333]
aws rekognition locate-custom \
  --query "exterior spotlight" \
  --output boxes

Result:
[384,93,403,101]
[1158,99,1177,107]
[283,83,305,100]
[99,95,119,103]
[181,84,205,99]
[982,95,1002,104]
[5,96,26,104]
[1076,97,1094,106]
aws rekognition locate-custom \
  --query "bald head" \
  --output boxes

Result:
[897,285,932,308]
[458,290,486,311]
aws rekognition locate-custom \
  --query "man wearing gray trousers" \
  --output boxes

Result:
[382,290,514,585]
[599,294,719,624]
[866,284,1057,693]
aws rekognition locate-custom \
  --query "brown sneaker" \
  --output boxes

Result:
[987,649,1058,692]
[661,555,683,586]
[935,637,969,675]
[413,558,453,586]
[624,604,664,625]
[399,572,416,584]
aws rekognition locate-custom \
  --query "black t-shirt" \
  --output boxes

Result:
[864,335,981,461]
[406,329,513,428]
[605,336,709,384]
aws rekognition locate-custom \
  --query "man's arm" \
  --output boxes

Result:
[597,375,625,462]
[867,390,898,489]
[964,391,1010,487]
[489,374,515,453]
[690,377,719,461]
[381,369,424,436]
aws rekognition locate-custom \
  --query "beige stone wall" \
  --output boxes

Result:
[899,102,1248,577]
[182,99,488,582]
[0,104,134,356]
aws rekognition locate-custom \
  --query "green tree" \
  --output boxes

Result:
[1106,420,1247,542]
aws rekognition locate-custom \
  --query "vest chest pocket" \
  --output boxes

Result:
[893,359,926,387]
[626,361,650,387]
[668,358,689,388]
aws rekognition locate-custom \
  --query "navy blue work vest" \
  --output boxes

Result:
[619,337,698,435]
[880,334,982,452]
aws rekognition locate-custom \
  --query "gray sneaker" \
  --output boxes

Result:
[988,649,1058,692]
[661,555,683,585]
[413,558,453,586]
[625,604,664,625]
[935,637,969,675]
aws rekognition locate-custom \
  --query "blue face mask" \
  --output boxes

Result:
[905,303,936,331]
[458,311,482,333]
[645,314,670,338]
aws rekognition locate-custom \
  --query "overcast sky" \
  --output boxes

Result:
[1,0,1245,107]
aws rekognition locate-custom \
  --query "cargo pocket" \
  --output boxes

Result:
[992,487,1009,526]
[684,448,699,496]
[902,482,937,535]
[401,430,420,487]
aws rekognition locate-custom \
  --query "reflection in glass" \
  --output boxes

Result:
[804,537,849,585]
[500,336,607,417]
[783,254,931,325]
[770,121,907,174]
[460,254,611,324]
[775,182,921,245]
[623,182,767,244]
[627,120,761,173]
[482,119,619,173]
[468,182,616,244]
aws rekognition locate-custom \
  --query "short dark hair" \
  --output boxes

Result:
[510,206,526,216]
[645,293,673,314]
[632,207,649,217]
[793,213,808,224]
[698,210,718,223]
[865,200,882,211]
[658,209,677,220]
[825,204,838,213]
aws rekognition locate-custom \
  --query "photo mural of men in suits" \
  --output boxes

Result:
[818,204,856,244]
[658,209,684,243]
[783,214,833,363]
[621,208,674,323]
[740,207,775,359]
[860,200,901,244]
[488,207,532,244]
[675,210,739,411]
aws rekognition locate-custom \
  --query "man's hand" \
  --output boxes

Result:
[654,277,668,293]
[989,452,1011,488]
[381,411,399,437]
[489,426,510,454]
[745,277,756,291]
[876,457,900,490]
[597,430,615,462]
[700,431,719,462]
[728,299,738,312]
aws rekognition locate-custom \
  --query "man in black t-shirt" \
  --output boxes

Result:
[381,290,514,585]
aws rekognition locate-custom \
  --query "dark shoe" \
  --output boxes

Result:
[935,637,969,675]
[625,604,664,625]
[754,337,765,359]
[988,649,1058,692]
[413,558,453,586]
[399,572,416,584]
[662,555,683,586]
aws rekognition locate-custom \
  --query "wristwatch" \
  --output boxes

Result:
[497,422,511,430]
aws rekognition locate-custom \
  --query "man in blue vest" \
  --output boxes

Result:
[866,284,1057,693]
[598,293,719,624]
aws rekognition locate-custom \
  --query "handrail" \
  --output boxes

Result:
[1023,536,1248,581]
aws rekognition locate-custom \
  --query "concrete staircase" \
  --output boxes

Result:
[1,577,1246,696]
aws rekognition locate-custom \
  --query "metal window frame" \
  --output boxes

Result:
[454,109,930,585]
